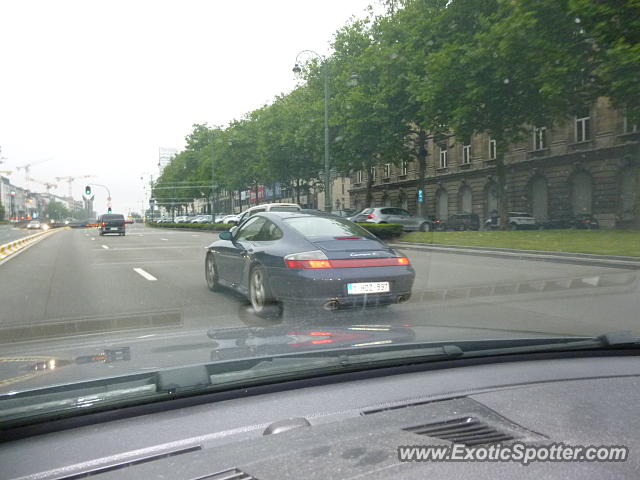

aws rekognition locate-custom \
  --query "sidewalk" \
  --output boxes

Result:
[389,241,640,270]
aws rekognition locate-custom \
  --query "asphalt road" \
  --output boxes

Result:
[0,224,35,244]
[0,224,638,339]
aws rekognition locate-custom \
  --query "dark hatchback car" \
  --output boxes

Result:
[205,212,415,318]
[541,213,600,230]
[98,214,126,236]
[444,213,480,231]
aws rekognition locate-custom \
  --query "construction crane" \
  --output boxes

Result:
[55,174,95,198]
[30,178,58,192]
[15,158,52,190]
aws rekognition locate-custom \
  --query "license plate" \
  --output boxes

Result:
[110,227,117,230]
[347,282,390,295]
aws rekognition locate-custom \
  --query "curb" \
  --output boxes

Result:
[390,242,640,270]
[0,227,66,263]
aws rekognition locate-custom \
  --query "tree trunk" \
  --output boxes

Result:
[366,163,374,208]
[633,166,640,229]
[495,138,509,231]
[416,128,428,218]
[296,179,301,204]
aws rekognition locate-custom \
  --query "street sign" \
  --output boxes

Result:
[149,199,155,208]
[418,189,424,203]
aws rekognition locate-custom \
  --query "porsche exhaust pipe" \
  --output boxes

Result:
[396,294,410,304]
[323,299,341,311]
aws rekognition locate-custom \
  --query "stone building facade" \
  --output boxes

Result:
[349,98,639,228]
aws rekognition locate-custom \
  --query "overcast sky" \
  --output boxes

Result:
[0,0,374,214]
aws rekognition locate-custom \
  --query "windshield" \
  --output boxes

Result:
[0,0,638,429]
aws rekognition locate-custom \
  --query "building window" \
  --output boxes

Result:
[371,166,377,182]
[462,144,471,164]
[439,144,448,168]
[355,170,363,184]
[624,111,638,133]
[400,160,408,176]
[489,138,497,160]
[575,108,591,142]
[533,127,547,150]
[383,163,391,179]
[341,181,345,194]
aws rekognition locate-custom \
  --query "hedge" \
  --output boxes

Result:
[356,223,403,240]
[146,222,233,231]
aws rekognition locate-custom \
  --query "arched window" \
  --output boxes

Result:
[486,183,499,218]
[572,171,593,214]
[620,168,638,222]
[459,185,473,213]
[436,188,449,220]
[399,191,408,211]
[529,176,548,222]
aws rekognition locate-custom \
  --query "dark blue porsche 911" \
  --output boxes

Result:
[205,212,415,318]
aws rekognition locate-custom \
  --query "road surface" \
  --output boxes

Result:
[0,224,638,339]
[0,223,35,244]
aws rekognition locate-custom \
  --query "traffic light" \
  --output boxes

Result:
[85,185,92,195]
[107,207,112,213]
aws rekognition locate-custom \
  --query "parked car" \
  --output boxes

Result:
[443,213,480,231]
[98,213,126,236]
[235,203,301,227]
[485,212,538,230]
[191,215,213,224]
[300,208,335,217]
[349,207,432,232]
[541,213,600,230]
[205,212,414,318]
[331,209,356,218]
[214,214,228,223]
[222,214,241,225]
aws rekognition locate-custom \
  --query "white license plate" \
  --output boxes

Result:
[347,282,390,295]
[110,227,117,230]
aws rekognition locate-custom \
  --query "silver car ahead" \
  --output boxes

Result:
[350,207,432,232]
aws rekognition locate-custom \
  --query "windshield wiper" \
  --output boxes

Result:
[460,330,640,358]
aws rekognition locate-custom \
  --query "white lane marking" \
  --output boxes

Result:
[582,276,600,286]
[91,238,95,241]
[160,238,169,241]
[133,267,157,281]
[102,245,109,249]
[191,234,200,237]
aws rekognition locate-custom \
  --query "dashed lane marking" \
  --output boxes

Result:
[133,267,157,281]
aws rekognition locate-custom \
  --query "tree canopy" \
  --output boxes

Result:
[153,0,639,215]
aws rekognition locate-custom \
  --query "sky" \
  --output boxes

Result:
[0,0,374,214]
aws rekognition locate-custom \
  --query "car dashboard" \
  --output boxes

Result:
[1,354,639,479]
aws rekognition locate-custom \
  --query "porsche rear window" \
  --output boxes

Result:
[285,217,374,238]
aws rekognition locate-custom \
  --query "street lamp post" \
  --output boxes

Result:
[210,130,216,223]
[10,190,16,220]
[293,50,331,212]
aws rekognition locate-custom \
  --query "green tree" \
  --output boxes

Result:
[44,200,71,221]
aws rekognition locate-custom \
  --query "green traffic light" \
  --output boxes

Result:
[107,207,112,213]
[85,185,92,195]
